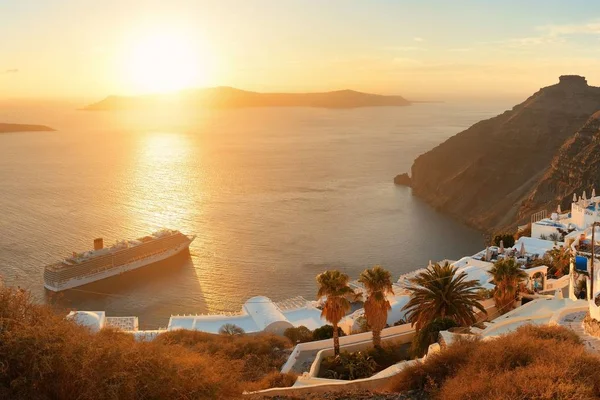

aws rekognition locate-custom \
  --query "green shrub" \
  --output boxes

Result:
[317,343,410,381]
[493,233,515,248]
[476,287,493,300]
[548,232,561,242]
[319,351,377,380]
[410,318,458,358]
[368,342,410,370]
[312,324,346,341]
[283,325,313,344]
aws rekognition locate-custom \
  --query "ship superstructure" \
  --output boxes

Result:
[43,229,194,291]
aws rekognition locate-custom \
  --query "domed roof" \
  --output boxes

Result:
[67,311,105,332]
[242,296,290,331]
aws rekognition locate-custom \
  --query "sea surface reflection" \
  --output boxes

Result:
[0,102,514,328]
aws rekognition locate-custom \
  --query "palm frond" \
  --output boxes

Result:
[402,262,485,330]
[316,270,357,325]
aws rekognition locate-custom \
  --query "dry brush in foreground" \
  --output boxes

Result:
[388,324,600,399]
[0,285,295,400]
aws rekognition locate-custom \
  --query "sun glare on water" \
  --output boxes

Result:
[125,29,210,94]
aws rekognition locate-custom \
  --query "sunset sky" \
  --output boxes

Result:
[3,0,600,100]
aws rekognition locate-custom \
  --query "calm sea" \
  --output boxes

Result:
[0,100,514,328]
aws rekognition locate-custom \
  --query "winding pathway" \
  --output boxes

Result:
[558,311,600,353]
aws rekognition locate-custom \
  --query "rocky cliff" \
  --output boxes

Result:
[403,76,600,232]
[518,110,600,219]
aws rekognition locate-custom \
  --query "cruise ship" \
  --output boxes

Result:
[43,229,195,292]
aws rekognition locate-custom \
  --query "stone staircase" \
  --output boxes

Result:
[559,311,600,353]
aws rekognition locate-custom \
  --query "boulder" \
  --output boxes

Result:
[394,173,412,187]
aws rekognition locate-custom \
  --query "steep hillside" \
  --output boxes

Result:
[402,76,600,231]
[518,110,600,219]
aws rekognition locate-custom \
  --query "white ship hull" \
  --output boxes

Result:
[44,236,195,292]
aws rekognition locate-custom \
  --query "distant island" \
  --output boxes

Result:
[83,87,411,110]
[0,123,55,134]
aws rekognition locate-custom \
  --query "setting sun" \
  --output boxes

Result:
[125,30,209,93]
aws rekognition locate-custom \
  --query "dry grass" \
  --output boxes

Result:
[244,371,299,393]
[387,324,600,400]
[0,286,296,400]
[248,389,427,400]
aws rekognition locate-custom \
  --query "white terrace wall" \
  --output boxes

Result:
[280,322,414,373]
[255,345,439,397]
[545,275,570,292]
[532,223,561,240]
[589,300,600,321]
[252,362,418,398]
[308,329,414,378]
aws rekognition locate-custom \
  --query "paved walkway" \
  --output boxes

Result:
[290,350,320,374]
[559,311,600,353]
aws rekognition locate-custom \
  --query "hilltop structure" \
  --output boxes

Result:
[559,74,588,88]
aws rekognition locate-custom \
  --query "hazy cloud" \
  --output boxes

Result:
[386,46,426,52]
[498,19,600,48]
[538,20,600,36]
[494,35,565,48]
[392,57,422,66]
[447,48,472,53]
[2,69,18,74]
[413,37,425,42]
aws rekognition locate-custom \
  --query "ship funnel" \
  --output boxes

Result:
[94,238,104,251]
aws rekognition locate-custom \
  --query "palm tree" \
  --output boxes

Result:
[359,265,394,348]
[531,246,570,277]
[411,317,458,358]
[316,270,358,356]
[402,262,485,331]
[547,246,570,277]
[489,258,527,314]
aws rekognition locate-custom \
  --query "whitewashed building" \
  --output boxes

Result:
[532,190,600,239]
